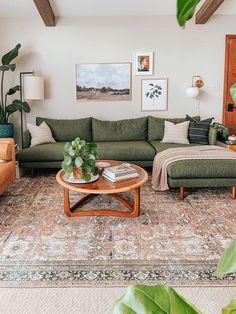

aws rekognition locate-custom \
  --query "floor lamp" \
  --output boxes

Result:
[20,72,44,148]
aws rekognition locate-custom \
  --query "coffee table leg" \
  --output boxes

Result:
[133,187,140,217]
[64,187,72,217]
[63,187,141,218]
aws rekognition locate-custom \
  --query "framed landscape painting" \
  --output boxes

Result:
[141,78,168,111]
[76,63,132,101]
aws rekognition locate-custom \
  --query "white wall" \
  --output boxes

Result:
[0,15,235,142]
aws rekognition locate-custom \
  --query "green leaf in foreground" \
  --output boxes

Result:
[230,82,236,103]
[222,295,236,314]
[112,284,202,314]
[216,238,236,278]
[177,0,201,28]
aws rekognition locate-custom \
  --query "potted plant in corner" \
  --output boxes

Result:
[0,44,30,138]
[62,137,99,182]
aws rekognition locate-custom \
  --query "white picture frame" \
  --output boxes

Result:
[141,78,168,111]
[135,51,154,76]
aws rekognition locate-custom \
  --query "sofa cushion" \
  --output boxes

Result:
[27,122,55,146]
[149,141,196,153]
[17,143,65,162]
[148,116,200,141]
[36,117,92,142]
[161,121,190,144]
[186,115,214,145]
[96,141,156,161]
[167,159,236,178]
[0,143,12,161]
[92,117,148,142]
[17,141,155,162]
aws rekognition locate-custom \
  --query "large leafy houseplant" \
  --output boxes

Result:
[0,44,30,136]
[62,137,99,182]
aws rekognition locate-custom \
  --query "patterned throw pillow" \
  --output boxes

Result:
[161,120,190,144]
[186,115,214,145]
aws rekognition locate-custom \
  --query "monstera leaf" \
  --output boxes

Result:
[177,0,201,27]
[222,296,236,314]
[216,238,236,278]
[230,83,236,103]
[112,285,202,314]
[1,43,21,65]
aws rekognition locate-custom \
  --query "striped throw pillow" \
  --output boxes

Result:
[186,115,213,145]
[161,120,190,144]
[27,122,55,147]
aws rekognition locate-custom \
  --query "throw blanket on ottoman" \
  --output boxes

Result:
[152,146,236,191]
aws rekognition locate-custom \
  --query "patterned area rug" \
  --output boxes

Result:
[0,173,236,287]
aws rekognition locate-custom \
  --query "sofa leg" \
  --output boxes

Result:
[232,186,236,199]
[31,168,35,178]
[179,187,185,200]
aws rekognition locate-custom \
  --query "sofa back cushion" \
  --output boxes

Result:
[148,116,200,141]
[0,143,12,161]
[36,117,92,142]
[92,117,148,142]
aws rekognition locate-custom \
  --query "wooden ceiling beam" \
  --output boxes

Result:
[195,0,225,24]
[33,0,55,27]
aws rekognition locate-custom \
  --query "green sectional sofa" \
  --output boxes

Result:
[17,115,217,169]
[17,116,236,199]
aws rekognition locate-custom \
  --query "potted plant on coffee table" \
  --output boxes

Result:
[0,44,30,138]
[62,137,99,182]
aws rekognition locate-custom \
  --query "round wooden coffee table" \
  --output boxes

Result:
[56,160,148,218]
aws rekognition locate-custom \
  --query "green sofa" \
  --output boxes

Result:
[17,115,217,169]
[17,116,236,199]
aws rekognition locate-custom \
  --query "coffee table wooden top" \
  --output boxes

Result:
[56,160,148,194]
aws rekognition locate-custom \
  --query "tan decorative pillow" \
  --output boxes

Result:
[161,120,190,144]
[27,122,56,147]
[0,143,12,161]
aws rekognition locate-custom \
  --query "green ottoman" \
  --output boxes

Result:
[166,159,236,200]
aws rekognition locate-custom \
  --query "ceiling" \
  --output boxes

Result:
[0,0,235,17]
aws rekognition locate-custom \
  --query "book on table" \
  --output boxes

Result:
[103,164,139,182]
[102,172,139,183]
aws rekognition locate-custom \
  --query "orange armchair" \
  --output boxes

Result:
[0,138,16,195]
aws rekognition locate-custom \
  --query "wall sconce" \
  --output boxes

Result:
[186,75,204,98]
[20,72,44,148]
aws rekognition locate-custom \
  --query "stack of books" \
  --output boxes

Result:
[102,164,139,182]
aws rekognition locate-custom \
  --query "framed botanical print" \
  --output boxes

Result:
[75,63,132,101]
[141,78,168,111]
[135,52,154,76]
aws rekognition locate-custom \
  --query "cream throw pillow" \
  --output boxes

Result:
[27,122,55,147]
[161,120,190,144]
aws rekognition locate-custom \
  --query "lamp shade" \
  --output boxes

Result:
[185,86,199,98]
[23,76,44,100]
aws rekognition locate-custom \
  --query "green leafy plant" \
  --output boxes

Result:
[177,0,201,27]
[216,238,236,279]
[0,44,30,125]
[216,238,236,313]
[112,284,202,314]
[62,137,98,182]
[211,123,229,142]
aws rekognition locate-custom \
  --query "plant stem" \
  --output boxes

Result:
[1,71,4,111]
